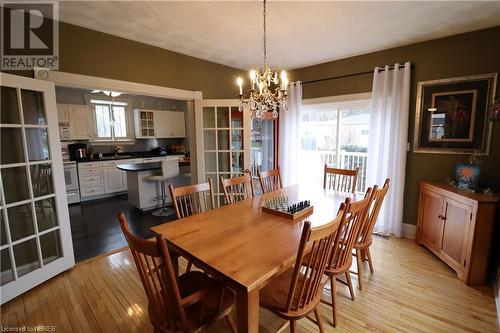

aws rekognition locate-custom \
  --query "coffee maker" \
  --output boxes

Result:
[68,143,88,161]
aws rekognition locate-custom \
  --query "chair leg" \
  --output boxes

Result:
[366,247,374,273]
[356,248,363,290]
[225,314,237,333]
[330,275,337,327]
[314,308,325,333]
[345,271,355,301]
[290,320,296,333]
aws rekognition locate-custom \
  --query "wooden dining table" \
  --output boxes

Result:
[151,184,361,333]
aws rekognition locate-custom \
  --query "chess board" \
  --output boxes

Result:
[262,195,314,220]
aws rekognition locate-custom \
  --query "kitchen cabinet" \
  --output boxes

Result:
[57,103,91,140]
[78,161,104,198]
[134,109,186,139]
[57,104,70,123]
[155,111,185,138]
[68,105,91,140]
[134,109,155,139]
[417,182,499,285]
[79,159,143,200]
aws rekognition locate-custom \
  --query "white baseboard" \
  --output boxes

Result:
[402,223,417,239]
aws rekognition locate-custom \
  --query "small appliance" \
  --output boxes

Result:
[68,143,88,161]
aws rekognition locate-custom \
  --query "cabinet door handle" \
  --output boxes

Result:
[438,214,442,219]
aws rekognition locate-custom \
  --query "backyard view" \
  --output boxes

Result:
[299,101,371,192]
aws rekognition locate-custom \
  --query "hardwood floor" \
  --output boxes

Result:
[69,194,176,262]
[1,237,498,333]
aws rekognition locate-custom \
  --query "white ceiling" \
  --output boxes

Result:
[59,1,500,70]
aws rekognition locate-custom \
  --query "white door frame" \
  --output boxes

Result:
[194,99,251,184]
[0,73,75,304]
[34,67,203,100]
[34,68,203,184]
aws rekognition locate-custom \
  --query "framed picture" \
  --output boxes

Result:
[413,73,497,155]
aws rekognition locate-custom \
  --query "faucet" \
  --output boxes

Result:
[113,145,125,156]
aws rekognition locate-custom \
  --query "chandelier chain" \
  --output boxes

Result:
[263,0,267,66]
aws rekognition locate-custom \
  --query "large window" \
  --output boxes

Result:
[299,98,371,191]
[91,100,129,141]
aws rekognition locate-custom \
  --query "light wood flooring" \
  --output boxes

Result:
[1,237,498,333]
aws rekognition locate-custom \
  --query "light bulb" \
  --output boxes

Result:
[280,70,287,80]
[236,77,243,95]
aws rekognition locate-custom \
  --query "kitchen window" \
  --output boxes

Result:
[91,99,130,141]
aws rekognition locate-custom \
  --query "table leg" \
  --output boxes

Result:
[236,288,259,333]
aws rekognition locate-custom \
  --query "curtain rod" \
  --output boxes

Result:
[301,64,414,85]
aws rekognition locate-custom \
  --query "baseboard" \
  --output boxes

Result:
[402,223,417,240]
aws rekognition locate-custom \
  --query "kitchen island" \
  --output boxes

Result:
[117,159,190,211]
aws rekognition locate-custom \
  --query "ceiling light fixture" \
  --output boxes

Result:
[91,89,123,97]
[236,0,288,119]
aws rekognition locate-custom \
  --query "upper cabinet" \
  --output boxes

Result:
[57,103,91,140]
[57,104,70,123]
[134,109,155,139]
[134,109,185,139]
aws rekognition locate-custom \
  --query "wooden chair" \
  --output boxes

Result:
[221,171,254,204]
[259,207,345,333]
[323,165,359,193]
[117,213,236,333]
[352,178,390,290]
[322,188,372,327]
[258,167,282,194]
[169,179,216,273]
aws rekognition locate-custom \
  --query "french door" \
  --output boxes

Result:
[0,73,74,304]
[195,100,251,207]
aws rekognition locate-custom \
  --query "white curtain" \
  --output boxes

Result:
[278,81,302,186]
[367,62,411,237]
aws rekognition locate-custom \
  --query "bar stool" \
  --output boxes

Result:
[146,158,179,216]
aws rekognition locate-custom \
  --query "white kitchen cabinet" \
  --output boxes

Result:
[78,161,104,198]
[101,158,142,194]
[57,103,90,139]
[153,110,186,138]
[169,111,186,138]
[57,104,70,123]
[134,109,155,139]
[103,167,126,193]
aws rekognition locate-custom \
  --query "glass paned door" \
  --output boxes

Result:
[250,118,277,195]
[195,100,250,207]
[0,73,74,304]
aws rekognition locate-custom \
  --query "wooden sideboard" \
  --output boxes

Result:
[417,181,499,285]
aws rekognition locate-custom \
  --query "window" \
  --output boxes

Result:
[91,100,129,141]
[299,99,371,191]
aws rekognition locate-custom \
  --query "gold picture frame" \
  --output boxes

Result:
[413,73,497,155]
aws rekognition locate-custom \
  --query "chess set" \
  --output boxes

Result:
[262,195,314,220]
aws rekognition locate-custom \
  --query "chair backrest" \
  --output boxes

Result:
[221,171,254,204]
[284,207,345,312]
[327,188,372,272]
[258,167,282,194]
[357,178,390,246]
[117,213,186,331]
[162,158,180,179]
[169,179,216,219]
[323,165,359,193]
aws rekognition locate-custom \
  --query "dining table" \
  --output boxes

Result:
[151,184,361,333]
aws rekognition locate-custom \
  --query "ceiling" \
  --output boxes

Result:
[59,1,500,70]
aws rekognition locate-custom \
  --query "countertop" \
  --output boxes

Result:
[74,153,185,163]
[117,162,162,172]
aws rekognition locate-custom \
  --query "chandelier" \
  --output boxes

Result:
[236,0,288,119]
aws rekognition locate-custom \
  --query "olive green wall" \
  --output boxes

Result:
[56,22,244,99]
[290,26,500,226]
